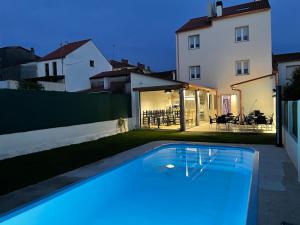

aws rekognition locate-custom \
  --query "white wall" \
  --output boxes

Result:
[237,75,276,116]
[131,73,179,89]
[0,80,19,89]
[38,81,66,92]
[0,118,134,160]
[177,10,273,114]
[278,61,300,86]
[282,101,300,183]
[36,41,112,92]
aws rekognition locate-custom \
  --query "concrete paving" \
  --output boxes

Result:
[0,141,299,225]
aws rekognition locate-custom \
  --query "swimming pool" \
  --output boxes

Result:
[0,144,259,225]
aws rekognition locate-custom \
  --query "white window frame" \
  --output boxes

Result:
[235,26,249,43]
[236,60,250,76]
[189,66,201,80]
[188,35,200,50]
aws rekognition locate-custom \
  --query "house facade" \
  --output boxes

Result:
[22,39,112,92]
[0,46,40,81]
[176,0,275,119]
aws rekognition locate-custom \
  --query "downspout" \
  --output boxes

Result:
[231,85,243,121]
[176,33,180,81]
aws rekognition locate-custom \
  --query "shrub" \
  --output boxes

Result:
[284,67,300,100]
[18,81,44,91]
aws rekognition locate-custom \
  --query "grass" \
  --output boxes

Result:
[0,129,275,195]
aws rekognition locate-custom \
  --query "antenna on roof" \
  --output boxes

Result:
[208,0,213,17]
[112,44,116,59]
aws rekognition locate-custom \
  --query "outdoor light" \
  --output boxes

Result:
[166,164,175,169]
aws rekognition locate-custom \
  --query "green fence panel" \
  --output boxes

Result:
[292,102,298,138]
[0,90,132,135]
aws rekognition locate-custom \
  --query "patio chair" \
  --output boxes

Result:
[216,115,228,131]
[209,116,216,128]
[266,114,274,131]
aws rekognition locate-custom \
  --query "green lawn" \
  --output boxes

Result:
[0,129,275,195]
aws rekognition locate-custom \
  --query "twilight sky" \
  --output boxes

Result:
[1,0,299,71]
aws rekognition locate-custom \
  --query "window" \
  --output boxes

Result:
[235,26,249,42]
[52,62,57,76]
[189,66,201,80]
[45,63,49,76]
[90,60,95,67]
[236,60,249,75]
[188,35,200,49]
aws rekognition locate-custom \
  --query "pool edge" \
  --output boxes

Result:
[246,149,260,225]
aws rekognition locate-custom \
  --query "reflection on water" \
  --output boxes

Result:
[143,145,252,181]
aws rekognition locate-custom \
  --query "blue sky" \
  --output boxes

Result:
[1,0,299,71]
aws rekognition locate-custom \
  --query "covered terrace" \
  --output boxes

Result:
[133,82,217,131]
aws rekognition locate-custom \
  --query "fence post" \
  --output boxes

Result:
[276,85,283,147]
[180,89,186,131]
[297,100,300,183]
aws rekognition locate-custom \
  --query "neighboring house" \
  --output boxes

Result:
[110,59,137,71]
[274,52,300,86]
[22,39,112,92]
[110,59,152,73]
[176,0,275,118]
[88,68,176,93]
[89,68,143,93]
[0,46,40,81]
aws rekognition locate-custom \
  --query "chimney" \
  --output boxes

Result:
[137,63,145,70]
[208,0,213,18]
[216,0,223,17]
[121,59,129,65]
[30,48,35,55]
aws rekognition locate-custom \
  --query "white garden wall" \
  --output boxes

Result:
[0,118,134,160]
[282,101,300,182]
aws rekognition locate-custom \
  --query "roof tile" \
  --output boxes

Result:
[177,0,270,33]
[40,39,91,61]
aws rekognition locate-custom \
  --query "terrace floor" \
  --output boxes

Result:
[190,122,276,133]
[0,140,299,224]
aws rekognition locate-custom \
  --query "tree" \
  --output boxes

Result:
[284,67,300,101]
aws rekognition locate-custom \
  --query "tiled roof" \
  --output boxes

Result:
[273,52,300,63]
[110,60,135,69]
[40,39,91,61]
[90,68,143,79]
[177,0,270,33]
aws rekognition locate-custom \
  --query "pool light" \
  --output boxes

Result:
[166,164,175,169]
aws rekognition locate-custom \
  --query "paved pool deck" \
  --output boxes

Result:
[0,141,299,224]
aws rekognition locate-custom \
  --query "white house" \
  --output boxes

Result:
[22,39,112,92]
[274,52,300,87]
[176,0,275,119]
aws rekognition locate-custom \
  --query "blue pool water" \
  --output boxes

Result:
[0,144,257,225]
